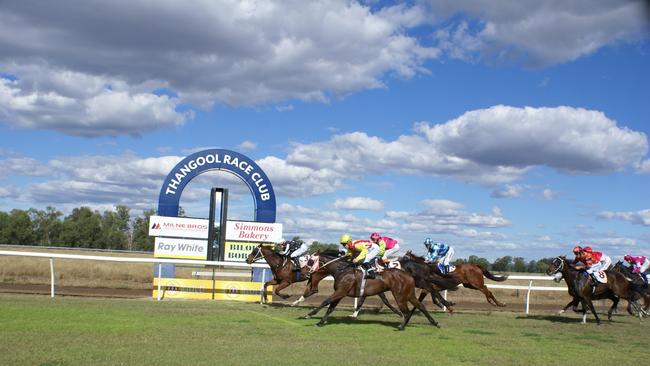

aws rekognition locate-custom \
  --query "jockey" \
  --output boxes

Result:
[623,254,649,286]
[423,238,455,275]
[340,234,380,279]
[572,246,586,265]
[278,239,309,272]
[369,232,400,264]
[580,246,612,285]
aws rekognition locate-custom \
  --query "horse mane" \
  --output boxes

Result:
[319,249,343,257]
[404,250,427,264]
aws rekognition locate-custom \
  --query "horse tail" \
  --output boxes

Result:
[481,267,509,282]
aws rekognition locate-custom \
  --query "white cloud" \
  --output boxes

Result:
[332,196,384,211]
[637,159,650,174]
[541,188,558,201]
[237,140,257,151]
[425,0,650,66]
[417,105,648,174]
[491,184,525,198]
[598,209,650,226]
[0,1,439,136]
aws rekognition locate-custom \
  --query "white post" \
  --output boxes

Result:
[260,269,266,304]
[525,280,533,315]
[49,258,55,298]
[157,263,162,301]
[442,290,448,312]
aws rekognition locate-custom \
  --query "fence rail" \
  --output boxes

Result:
[0,250,566,314]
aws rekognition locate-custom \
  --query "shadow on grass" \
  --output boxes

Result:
[516,314,623,324]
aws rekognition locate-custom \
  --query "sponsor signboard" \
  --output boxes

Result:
[149,215,209,239]
[225,220,282,242]
[224,241,262,262]
[154,237,208,260]
[152,278,273,302]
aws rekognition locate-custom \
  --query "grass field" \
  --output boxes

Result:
[0,293,647,366]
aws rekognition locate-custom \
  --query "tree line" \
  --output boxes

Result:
[1,206,555,273]
[0,206,155,251]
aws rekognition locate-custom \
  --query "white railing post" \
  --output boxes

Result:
[259,269,266,304]
[157,263,162,301]
[442,290,448,312]
[49,258,55,298]
[525,280,533,315]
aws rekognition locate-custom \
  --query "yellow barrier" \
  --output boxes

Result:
[152,278,273,302]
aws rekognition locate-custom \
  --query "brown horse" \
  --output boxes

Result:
[246,243,310,303]
[302,256,442,330]
[611,261,650,312]
[546,256,646,324]
[403,251,509,307]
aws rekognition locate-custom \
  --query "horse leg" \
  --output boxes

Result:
[607,295,619,321]
[349,296,367,318]
[583,299,601,325]
[262,279,278,304]
[559,298,580,315]
[478,285,506,307]
[317,298,343,327]
[400,291,440,330]
[273,280,292,299]
[378,292,402,316]
[304,285,350,320]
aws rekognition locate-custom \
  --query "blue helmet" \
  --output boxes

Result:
[423,238,432,246]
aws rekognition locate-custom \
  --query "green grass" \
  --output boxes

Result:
[0,293,647,366]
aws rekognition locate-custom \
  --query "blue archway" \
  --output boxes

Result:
[157,149,276,222]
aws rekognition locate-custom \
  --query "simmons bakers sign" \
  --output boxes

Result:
[225,221,282,242]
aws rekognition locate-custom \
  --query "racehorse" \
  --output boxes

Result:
[546,256,646,324]
[611,261,650,312]
[403,251,509,307]
[302,254,444,330]
[246,243,310,303]
[296,251,456,317]
[348,252,458,317]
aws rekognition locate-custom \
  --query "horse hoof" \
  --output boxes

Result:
[316,322,326,327]
[397,326,405,331]
[303,315,311,320]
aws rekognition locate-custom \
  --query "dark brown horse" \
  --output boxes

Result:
[302,255,442,330]
[546,256,619,320]
[246,243,310,303]
[403,251,509,307]
[611,261,650,312]
[546,256,646,324]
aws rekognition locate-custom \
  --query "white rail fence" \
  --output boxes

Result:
[0,250,566,314]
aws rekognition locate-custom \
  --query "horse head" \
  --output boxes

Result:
[545,255,566,277]
[245,243,276,264]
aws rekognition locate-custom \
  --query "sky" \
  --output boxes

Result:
[1,0,649,261]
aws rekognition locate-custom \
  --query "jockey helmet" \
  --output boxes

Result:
[624,254,633,261]
[583,246,593,253]
[423,237,432,246]
[370,232,380,241]
[339,234,352,245]
[572,246,582,254]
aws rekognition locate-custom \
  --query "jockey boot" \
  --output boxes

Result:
[362,262,376,279]
[444,265,450,275]
[292,258,301,272]
[589,273,598,292]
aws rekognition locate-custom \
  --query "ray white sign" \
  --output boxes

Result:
[154,237,208,260]
[225,221,283,243]
[149,215,209,239]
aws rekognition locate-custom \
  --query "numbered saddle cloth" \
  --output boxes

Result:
[300,255,320,271]
[593,270,607,283]
[379,260,401,271]
[437,263,456,273]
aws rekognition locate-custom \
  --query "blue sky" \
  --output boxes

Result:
[1,0,649,260]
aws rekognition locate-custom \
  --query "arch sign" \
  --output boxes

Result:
[157,148,276,223]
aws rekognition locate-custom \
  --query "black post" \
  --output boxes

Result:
[207,188,218,261]
[219,188,229,261]
[207,187,229,261]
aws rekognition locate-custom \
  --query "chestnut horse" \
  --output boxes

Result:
[246,243,310,303]
[403,251,509,307]
[302,256,443,330]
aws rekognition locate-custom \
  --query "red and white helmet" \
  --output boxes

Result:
[624,254,633,261]
[370,232,380,241]
[583,246,593,253]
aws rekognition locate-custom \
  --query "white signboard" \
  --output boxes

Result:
[149,215,209,239]
[225,220,283,243]
[154,237,208,260]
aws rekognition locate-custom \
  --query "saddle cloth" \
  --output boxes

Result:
[299,255,320,272]
[592,270,607,283]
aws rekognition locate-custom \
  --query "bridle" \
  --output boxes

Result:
[249,245,285,269]
[547,256,565,275]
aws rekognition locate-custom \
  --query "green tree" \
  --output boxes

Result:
[308,241,339,253]
[29,207,63,246]
[0,209,37,245]
[467,255,491,270]
[58,207,102,248]
[513,257,527,272]
[492,256,512,272]
[132,209,156,251]
[97,206,130,250]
